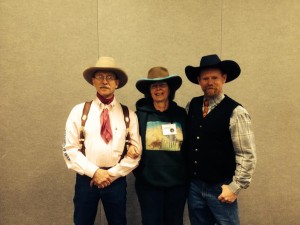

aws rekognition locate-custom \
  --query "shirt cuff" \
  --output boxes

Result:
[84,163,99,178]
[228,181,242,195]
[108,166,122,179]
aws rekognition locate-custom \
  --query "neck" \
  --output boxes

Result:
[97,93,114,105]
[153,100,169,112]
[204,93,224,100]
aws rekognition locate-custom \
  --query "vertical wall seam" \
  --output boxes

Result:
[97,0,100,58]
[220,0,223,57]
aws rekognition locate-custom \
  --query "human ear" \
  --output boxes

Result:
[222,74,227,83]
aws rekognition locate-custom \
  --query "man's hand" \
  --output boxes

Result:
[218,184,237,204]
[126,145,140,159]
[90,169,112,188]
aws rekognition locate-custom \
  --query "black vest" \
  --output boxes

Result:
[187,95,240,184]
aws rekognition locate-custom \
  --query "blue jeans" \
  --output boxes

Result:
[188,179,240,225]
[73,174,127,225]
[135,180,188,225]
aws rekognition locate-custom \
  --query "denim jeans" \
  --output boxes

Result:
[135,180,188,225]
[73,174,127,225]
[188,179,240,225]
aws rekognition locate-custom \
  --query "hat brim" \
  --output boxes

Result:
[136,75,182,94]
[83,67,128,89]
[185,60,241,84]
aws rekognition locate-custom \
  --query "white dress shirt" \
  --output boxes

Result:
[63,97,142,179]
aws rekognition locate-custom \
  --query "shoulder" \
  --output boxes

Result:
[191,96,203,102]
[117,102,133,114]
[117,102,139,121]
[223,96,248,114]
[186,96,203,112]
[175,105,187,116]
[66,102,86,125]
[232,105,250,117]
[69,102,86,115]
[231,105,252,124]
[190,96,204,105]
[224,95,242,107]
[170,101,186,113]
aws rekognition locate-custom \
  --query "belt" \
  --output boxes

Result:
[99,167,112,170]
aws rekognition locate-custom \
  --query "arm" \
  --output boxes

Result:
[220,106,257,202]
[62,104,101,178]
[107,110,142,180]
[126,145,140,159]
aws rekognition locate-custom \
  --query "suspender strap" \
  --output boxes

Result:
[79,101,92,155]
[79,101,131,163]
[121,104,130,130]
[119,104,131,163]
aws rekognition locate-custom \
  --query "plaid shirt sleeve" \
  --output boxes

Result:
[228,106,257,194]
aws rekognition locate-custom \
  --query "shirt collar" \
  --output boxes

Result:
[205,93,225,108]
[95,97,116,110]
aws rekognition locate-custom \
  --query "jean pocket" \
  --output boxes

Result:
[212,183,223,196]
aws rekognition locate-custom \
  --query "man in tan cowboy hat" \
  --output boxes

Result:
[185,54,257,225]
[63,56,142,225]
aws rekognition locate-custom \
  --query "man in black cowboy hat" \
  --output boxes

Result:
[185,54,257,225]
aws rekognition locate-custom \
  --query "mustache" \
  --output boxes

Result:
[99,85,110,88]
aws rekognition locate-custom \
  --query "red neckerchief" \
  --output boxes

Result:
[97,93,114,105]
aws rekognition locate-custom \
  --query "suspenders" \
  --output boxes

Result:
[78,101,130,163]
[79,101,92,156]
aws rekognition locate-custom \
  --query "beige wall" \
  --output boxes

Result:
[1,0,299,224]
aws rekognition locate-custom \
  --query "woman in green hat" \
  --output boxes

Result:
[133,66,188,225]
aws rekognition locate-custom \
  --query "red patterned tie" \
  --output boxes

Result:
[100,108,112,144]
[203,99,209,118]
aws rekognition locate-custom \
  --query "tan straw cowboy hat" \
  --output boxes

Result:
[83,56,128,89]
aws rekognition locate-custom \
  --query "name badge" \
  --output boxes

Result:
[162,124,177,135]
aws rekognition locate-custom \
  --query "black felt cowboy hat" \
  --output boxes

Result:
[83,56,128,89]
[185,54,241,84]
[136,66,182,94]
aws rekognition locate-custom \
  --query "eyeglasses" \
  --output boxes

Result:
[150,82,168,89]
[94,74,117,81]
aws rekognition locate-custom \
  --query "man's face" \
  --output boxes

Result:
[92,71,119,99]
[197,68,227,98]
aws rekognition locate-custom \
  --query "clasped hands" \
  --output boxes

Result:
[90,169,113,189]
[90,145,140,189]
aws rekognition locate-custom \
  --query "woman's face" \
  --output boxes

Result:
[149,82,170,103]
